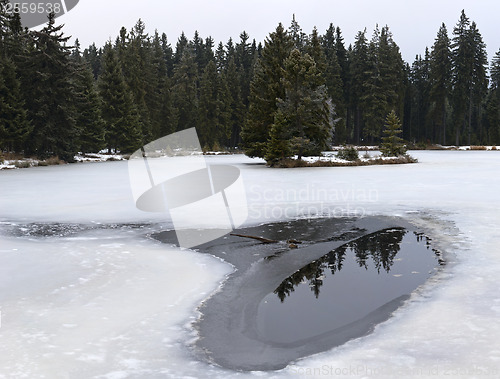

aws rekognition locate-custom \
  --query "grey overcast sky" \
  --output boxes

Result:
[55,0,499,64]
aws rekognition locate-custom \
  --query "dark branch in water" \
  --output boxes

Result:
[230,233,278,244]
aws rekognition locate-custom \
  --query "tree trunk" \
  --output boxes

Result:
[468,87,473,145]
[442,101,446,145]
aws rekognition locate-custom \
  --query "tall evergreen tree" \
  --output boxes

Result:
[289,15,306,50]
[75,63,106,153]
[98,43,142,153]
[0,0,11,45]
[348,29,370,144]
[149,30,170,139]
[362,26,405,143]
[216,66,232,148]
[362,26,387,143]
[409,52,430,143]
[451,10,488,145]
[266,48,332,162]
[486,49,500,143]
[191,30,206,73]
[242,23,293,157]
[173,32,188,66]
[116,19,156,141]
[428,23,452,144]
[235,31,254,110]
[22,13,78,160]
[198,60,220,148]
[321,24,345,144]
[335,26,350,106]
[0,57,31,151]
[160,33,174,77]
[469,21,488,143]
[171,48,199,131]
[82,43,102,79]
[0,4,31,152]
[215,41,226,73]
[225,57,245,148]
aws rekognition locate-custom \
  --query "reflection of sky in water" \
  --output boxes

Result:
[258,229,442,343]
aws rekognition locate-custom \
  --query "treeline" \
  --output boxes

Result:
[1,5,500,161]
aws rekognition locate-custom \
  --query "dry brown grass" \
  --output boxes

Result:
[470,145,487,150]
[37,156,65,166]
[13,160,32,168]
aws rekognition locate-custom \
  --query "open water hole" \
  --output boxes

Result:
[257,228,442,344]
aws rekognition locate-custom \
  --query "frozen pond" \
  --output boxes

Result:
[1,151,500,378]
[153,218,444,371]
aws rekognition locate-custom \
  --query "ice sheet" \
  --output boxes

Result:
[0,151,499,378]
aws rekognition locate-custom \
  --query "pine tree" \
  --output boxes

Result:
[380,110,406,156]
[192,30,206,73]
[216,67,232,148]
[0,4,31,152]
[3,5,24,58]
[0,0,10,44]
[173,32,188,66]
[116,20,155,141]
[265,48,332,162]
[266,110,291,164]
[362,26,387,143]
[409,52,430,143]
[469,22,488,143]
[335,26,350,110]
[289,15,306,50]
[198,60,219,148]
[451,11,489,145]
[75,63,106,153]
[349,29,370,144]
[321,24,345,144]
[149,30,170,139]
[215,41,226,73]
[0,57,31,151]
[361,26,405,144]
[172,48,199,132]
[486,49,500,143]
[160,33,174,77]
[98,43,142,153]
[158,76,176,137]
[242,23,293,158]
[225,37,235,61]
[82,43,102,79]
[379,26,405,116]
[235,31,254,111]
[225,57,245,148]
[21,13,79,160]
[451,10,474,144]
[428,23,452,144]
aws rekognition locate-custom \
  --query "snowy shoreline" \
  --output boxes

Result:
[2,146,499,171]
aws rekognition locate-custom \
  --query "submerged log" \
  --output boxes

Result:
[230,233,278,244]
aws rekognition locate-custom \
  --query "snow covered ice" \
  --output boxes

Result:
[1,151,500,378]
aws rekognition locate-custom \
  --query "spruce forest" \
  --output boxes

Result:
[1,5,500,162]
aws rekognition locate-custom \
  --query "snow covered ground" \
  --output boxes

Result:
[0,152,126,170]
[0,151,499,378]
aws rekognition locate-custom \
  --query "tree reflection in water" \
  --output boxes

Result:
[274,228,407,302]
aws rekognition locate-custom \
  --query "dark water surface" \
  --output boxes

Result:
[153,216,444,371]
[258,229,439,344]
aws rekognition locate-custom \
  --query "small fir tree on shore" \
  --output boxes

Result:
[380,110,406,156]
